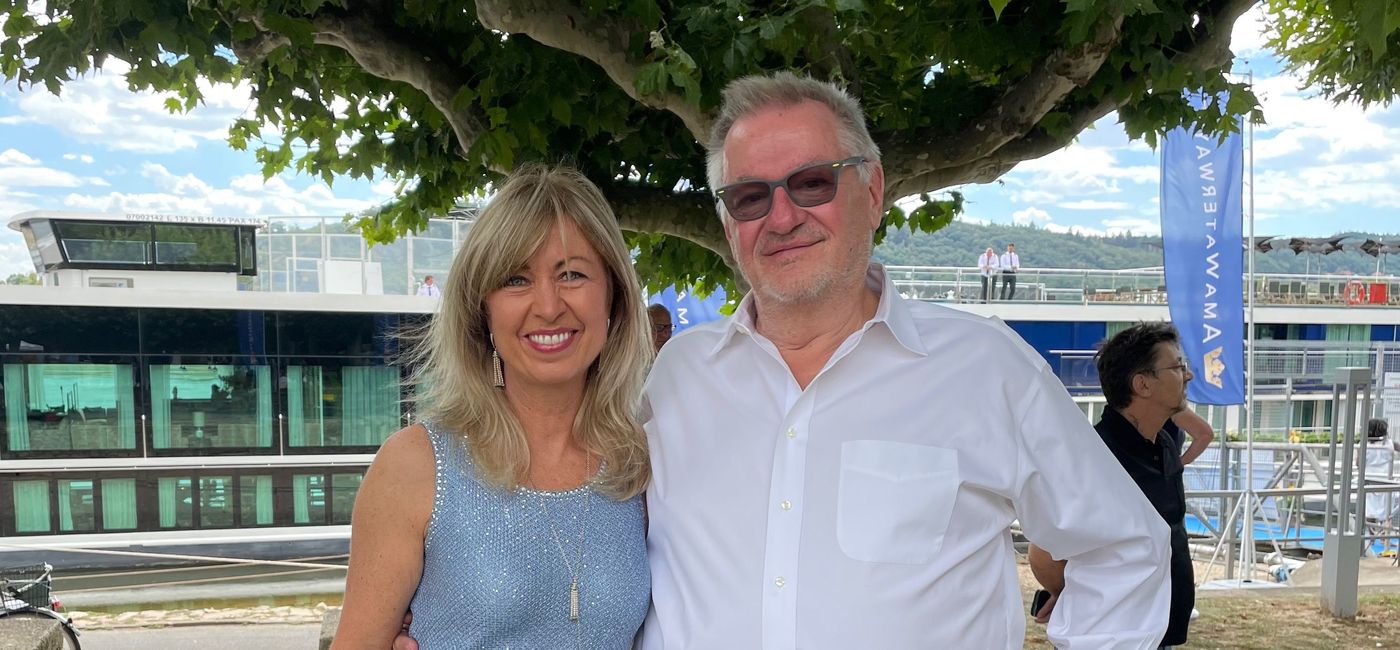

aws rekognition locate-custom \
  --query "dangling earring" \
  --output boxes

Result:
[490,333,504,388]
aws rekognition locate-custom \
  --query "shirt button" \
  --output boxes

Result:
[780,499,792,511]
[785,427,797,439]
[774,576,786,588]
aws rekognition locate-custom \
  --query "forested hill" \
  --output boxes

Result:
[872,220,1400,275]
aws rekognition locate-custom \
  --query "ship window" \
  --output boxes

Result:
[12,480,51,533]
[148,364,274,451]
[292,474,327,525]
[2,362,138,453]
[57,479,96,533]
[24,220,64,267]
[56,222,150,264]
[158,477,195,529]
[153,224,237,266]
[101,478,137,530]
[330,473,363,524]
[277,312,400,357]
[0,305,139,353]
[286,364,400,448]
[199,476,235,528]
[239,475,274,527]
[238,228,257,276]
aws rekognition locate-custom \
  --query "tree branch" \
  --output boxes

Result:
[880,0,1256,206]
[797,7,858,95]
[606,185,733,269]
[1175,0,1259,72]
[306,13,486,160]
[475,0,711,143]
[230,9,487,160]
[918,11,1125,171]
[229,30,288,68]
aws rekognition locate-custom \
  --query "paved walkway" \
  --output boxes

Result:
[70,603,331,629]
[79,623,319,649]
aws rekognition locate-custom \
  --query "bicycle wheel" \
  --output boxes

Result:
[59,622,81,650]
[2,609,81,649]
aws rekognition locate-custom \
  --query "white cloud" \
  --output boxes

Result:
[1251,153,1400,218]
[62,153,95,164]
[1044,222,1107,237]
[0,233,34,277]
[1230,4,1270,57]
[1012,206,1052,225]
[1058,200,1131,210]
[1251,73,1396,163]
[0,166,85,188]
[1007,188,1059,204]
[369,179,403,199]
[7,60,253,154]
[1102,217,1160,236]
[1003,143,1157,202]
[60,164,378,218]
[0,149,39,166]
[956,214,991,226]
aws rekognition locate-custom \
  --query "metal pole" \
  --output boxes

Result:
[1242,93,1258,579]
[1220,404,1235,579]
[1284,377,1294,439]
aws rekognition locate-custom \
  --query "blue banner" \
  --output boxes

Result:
[648,286,728,334]
[1160,94,1245,405]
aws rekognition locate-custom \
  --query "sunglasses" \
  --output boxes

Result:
[714,156,867,221]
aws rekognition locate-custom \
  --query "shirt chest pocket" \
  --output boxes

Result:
[836,440,960,565]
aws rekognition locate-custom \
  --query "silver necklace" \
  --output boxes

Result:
[537,455,592,623]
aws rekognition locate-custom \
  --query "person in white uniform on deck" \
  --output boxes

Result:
[640,71,1171,650]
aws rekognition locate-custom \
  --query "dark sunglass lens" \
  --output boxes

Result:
[786,166,839,206]
[724,182,773,220]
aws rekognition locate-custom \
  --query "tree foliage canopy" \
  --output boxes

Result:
[2,0,1396,293]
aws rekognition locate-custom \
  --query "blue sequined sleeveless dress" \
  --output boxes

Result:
[407,423,650,649]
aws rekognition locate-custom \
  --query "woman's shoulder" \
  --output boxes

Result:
[379,423,435,461]
[366,424,438,494]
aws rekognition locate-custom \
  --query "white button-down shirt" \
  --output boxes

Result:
[1001,251,1020,272]
[978,252,1000,277]
[641,264,1170,649]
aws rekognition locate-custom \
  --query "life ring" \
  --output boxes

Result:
[1344,279,1367,305]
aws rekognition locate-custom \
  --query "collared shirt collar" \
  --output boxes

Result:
[707,263,927,359]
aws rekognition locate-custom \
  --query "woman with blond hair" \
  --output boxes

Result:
[333,164,653,649]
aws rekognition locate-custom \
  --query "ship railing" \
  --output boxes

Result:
[1050,341,1400,389]
[885,265,1400,307]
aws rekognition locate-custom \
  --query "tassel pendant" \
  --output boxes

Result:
[492,348,504,388]
[569,578,580,621]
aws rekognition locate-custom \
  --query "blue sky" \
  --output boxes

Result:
[0,6,1397,277]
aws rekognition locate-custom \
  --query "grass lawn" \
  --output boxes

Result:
[1023,592,1400,649]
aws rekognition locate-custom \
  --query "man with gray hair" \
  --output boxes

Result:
[641,71,1171,648]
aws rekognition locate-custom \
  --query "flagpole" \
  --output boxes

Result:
[1242,71,1258,581]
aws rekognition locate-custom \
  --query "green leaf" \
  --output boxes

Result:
[987,0,1012,21]
[635,61,667,96]
[485,106,507,128]
[230,21,257,42]
[551,97,572,124]
[1356,0,1395,62]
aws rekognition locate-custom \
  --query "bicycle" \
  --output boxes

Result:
[1,563,82,649]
